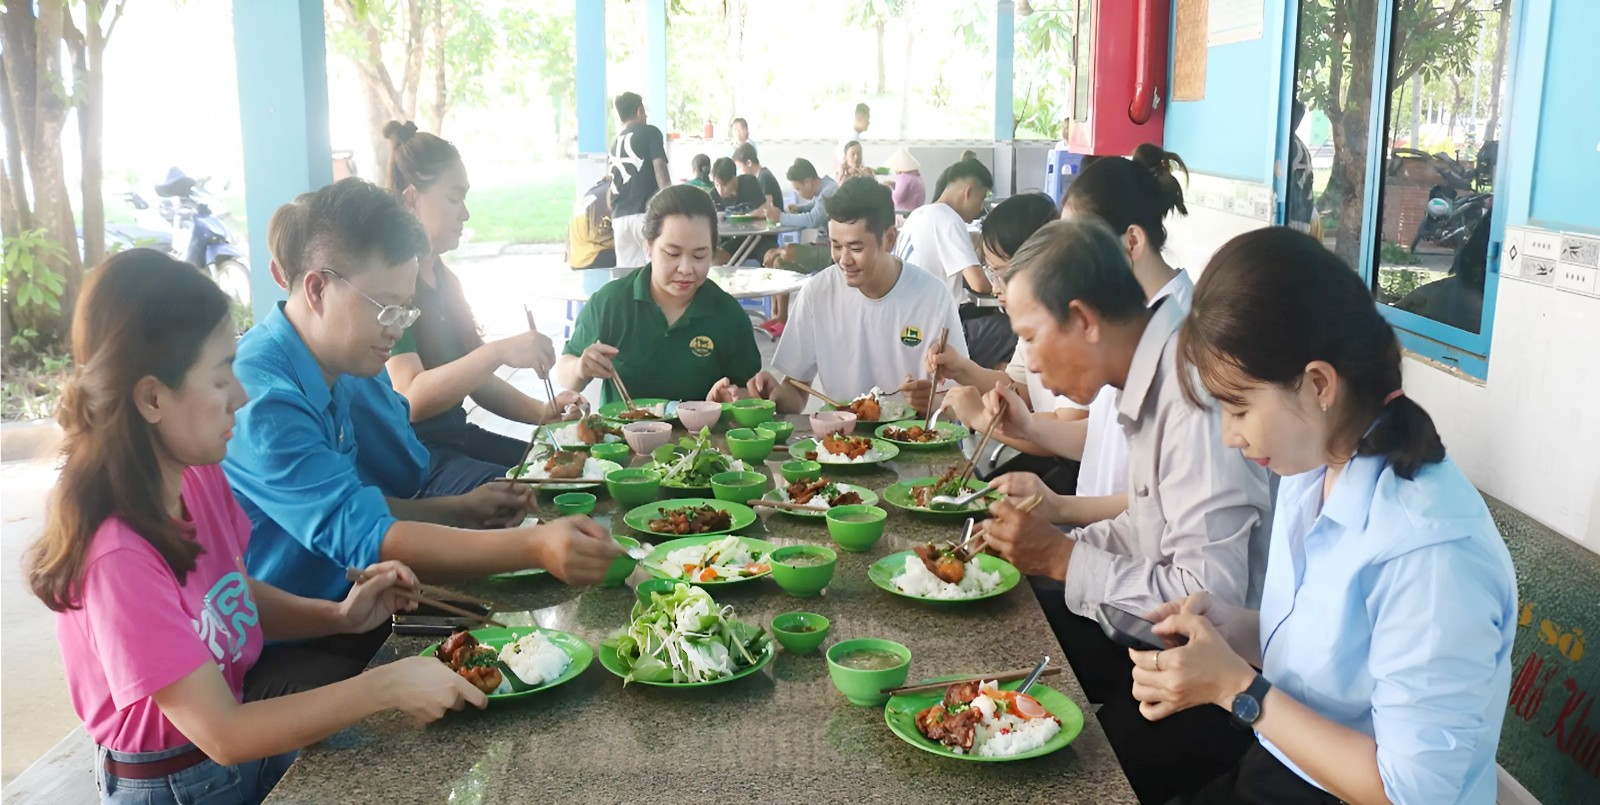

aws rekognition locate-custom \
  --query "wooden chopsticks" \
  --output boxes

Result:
[492,476,607,485]
[749,499,829,513]
[880,665,1063,696]
[958,395,1008,489]
[610,370,638,413]
[344,568,505,628]
[923,326,950,427]
[785,377,844,409]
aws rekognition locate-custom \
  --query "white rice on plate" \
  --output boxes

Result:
[494,632,571,692]
[973,710,1062,757]
[546,423,622,447]
[524,456,612,483]
[893,555,1001,599]
[813,446,887,465]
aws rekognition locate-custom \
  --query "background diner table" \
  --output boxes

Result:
[263,416,1137,804]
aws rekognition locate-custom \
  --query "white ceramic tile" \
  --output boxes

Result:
[1523,228,1563,260]
[1553,264,1599,296]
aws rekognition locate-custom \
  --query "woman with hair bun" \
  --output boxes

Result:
[1133,227,1516,804]
[379,120,588,495]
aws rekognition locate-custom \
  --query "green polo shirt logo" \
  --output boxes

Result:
[899,326,923,347]
[689,335,715,358]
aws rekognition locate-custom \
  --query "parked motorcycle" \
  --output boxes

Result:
[1394,142,1495,256]
[152,168,251,306]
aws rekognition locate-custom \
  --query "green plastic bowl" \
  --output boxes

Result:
[601,536,641,588]
[826,638,912,706]
[825,505,887,552]
[635,576,678,604]
[780,459,823,484]
[769,545,838,598]
[725,427,776,462]
[730,398,777,427]
[590,442,630,464]
[711,470,767,504]
[605,468,661,509]
[763,420,796,444]
[771,611,831,654]
[552,492,596,516]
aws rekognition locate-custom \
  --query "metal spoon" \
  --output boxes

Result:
[929,482,996,512]
[1017,655,1051,695]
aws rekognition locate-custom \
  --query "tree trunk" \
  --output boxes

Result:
[25,1,83,319]
[360,73,398,184]
[0,56,32,236]
[401,0,424,120]
[1483,0,1511,142]
[874,21,886,95]
[430,0,447,134]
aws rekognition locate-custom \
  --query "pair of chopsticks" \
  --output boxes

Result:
[957,395,1008,489]
[344,567,505,628]
[880,664,1064,696]
[960,494,1042,556]
[517,306,570,475]
[786,377,843,409]
[750,499,828,513]
[493,476,607,485]
[923,327,950,427]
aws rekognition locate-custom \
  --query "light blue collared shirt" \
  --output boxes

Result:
[1258,453,1516,803]
[223,304,424,601]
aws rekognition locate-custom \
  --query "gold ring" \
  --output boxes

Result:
[1154,651,1163,672]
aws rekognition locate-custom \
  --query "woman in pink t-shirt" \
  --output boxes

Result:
[27,250,487,804]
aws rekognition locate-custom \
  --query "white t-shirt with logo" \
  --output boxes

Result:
[772,260,968,403]
[893,203,981,306]
[1078,271,1196,497]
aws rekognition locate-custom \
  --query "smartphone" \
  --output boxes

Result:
[1096,603,1186,652]
[391,600,492,637]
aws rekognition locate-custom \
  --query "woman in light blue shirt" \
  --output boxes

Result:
[1129,227,1517,804]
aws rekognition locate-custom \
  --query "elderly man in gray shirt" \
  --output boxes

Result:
[978,218,1272,804]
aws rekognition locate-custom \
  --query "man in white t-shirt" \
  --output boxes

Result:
[894,159,1016,368]
[709,177,967,413]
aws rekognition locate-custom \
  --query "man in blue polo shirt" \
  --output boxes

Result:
[225,180,623,699]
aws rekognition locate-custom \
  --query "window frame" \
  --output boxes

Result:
[1281,0,1532,379]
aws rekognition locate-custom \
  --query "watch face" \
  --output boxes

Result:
[1232,693,1261,724]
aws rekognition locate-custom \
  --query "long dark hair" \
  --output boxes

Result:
[981,192,1060,259]
[1065,144,1188,249]
[28,250,232,611]
[383,120,483,369]
[1179,227,1445,479]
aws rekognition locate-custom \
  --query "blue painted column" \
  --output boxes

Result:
[576,0,608,195]
[648,0,669,133]
[232,0,332,324]
[994,0,1016,141]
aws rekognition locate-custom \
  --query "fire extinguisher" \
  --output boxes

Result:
[703,118,714,139]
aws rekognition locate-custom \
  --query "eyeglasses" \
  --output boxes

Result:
[320,270,421,329]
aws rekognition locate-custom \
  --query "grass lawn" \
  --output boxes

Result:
[468,168,576,244]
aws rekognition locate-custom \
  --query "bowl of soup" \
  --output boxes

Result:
[763,420,796,444]
[711,470,767,505]
[605,467,661,509]
[826,638,912,705]
[809,410,857,438]
[825,505,887,553]
[771,611,831,654]
[622,421,673,455]
[725,427,776,462]
[768,545,838,598]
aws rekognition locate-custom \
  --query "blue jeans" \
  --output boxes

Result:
[96,743,295,805]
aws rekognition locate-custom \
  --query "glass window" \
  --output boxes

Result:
[1290,0,1382,269]
[1373,1,1511,334]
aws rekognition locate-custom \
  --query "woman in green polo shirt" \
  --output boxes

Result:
[555,185,762,404]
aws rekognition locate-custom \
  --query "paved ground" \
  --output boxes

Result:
[0,246,780,786]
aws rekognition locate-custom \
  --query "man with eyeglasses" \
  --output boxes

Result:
[892,158,1016,369]
[225,180,623,700]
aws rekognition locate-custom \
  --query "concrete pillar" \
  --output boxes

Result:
[995,1,1016,141]
[576,0,609,194]
[232,0,332,324]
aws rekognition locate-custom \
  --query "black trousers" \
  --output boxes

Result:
[1170,742,1344,805]
[1030,588,1254,804]
[959,305,1018,369]
[243,624,391,702]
